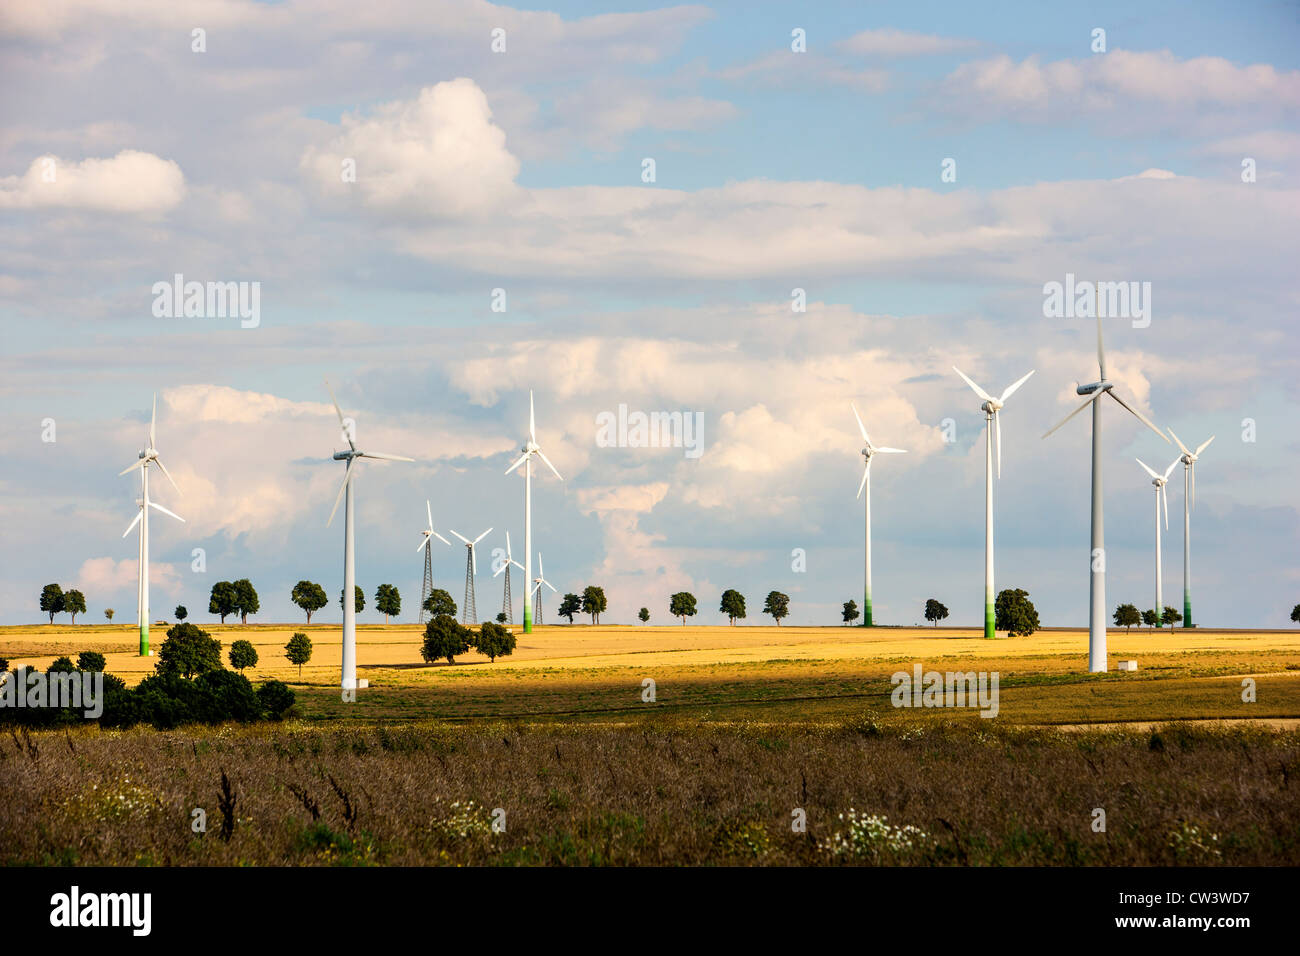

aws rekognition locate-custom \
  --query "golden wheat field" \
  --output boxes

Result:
[4,621,1299,726]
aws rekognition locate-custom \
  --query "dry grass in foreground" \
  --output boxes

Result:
[4,718,1298,866]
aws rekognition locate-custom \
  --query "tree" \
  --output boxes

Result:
[422,615,471,665]
[174,605,188,621]
[40,583,65,624]
[1293,604,1300,625]
[422,588,457,619]
[994,589,1039,637]
[1113,603,1141,633]
[64,589,87,624]
[291,580,328,623]
[375,584,401,623]
[581,586,607,624]
[669,592,697,624]
[232,579,260,625]
[1141,608,1159,630]
[638,607,650,623]
[496,612,507,624]
[558,593,582,623]
[48,656,76,673]
[924,599,949,627]
[719,589,747,625]
[284,632,313,679]
[1161,605,1183,627]
[763,591,790,626]
[156,622,223,679]
[77,651,106,672]
[475,621,517,662]
[842,600,859,625]
[104,608,114,622]
[229,639,258,673]
[209,581,238,623]
[339,586,365,614]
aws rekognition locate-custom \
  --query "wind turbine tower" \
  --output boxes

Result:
[1168,430,1215,627]
[450,528,492,625]
[416,500,450,623]
[849,403,906,626]
[119,394,185,656]
[505,391,563,634]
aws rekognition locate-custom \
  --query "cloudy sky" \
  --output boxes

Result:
[1,0,1297,630]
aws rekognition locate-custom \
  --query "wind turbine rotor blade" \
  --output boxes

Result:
[154,457,182,495]
[543,579,557,593]
[449,530,471,545]
[1163,459,1179,481]
[1106,390,1169,443]
[360,451,414,462]
[1190,463,1195,510]
[119,458,146,476]
[505,530,512,559]
[150,393,157,448]
[537,449,563,481]
[326,459,353,527]
[426,500,434,531]
[433,532,450,546]
[122,511,143,537]
[1042,392,1101,439]
[999,369,1035,403]
[1168,429,1192,456]
[850,403,869,442]
[148,500,186,523]
[529,390,537,443]
[856,464,869,499]
[1162,484,1169,530]
[510,559,525,571]
[1095,314,1107,380]
[504,451,529,475]
[1136,458,1161,481]
[530,581,542,598]
[417,535,431,553]
[493,561,505,578]
[1196,435,1216,456]
[474,528,493,545]
[952,366,994,403]
[875,447,907,454]
[324,378,356,451]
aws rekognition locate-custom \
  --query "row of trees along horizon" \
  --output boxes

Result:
[38,581,1300,630]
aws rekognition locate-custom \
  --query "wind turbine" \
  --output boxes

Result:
[850,403,906,626]
[416,500,450,624]
[119,394,184,656]
[1168,430,1215,627]
[449,528,492,625]
[493,530,525,624]
[1043,316,1169,671]
[504,391,563,633]
[952,366,1035,639]
[1135,457,1179,627]
[529,553,557,625]
[324,379,413,690]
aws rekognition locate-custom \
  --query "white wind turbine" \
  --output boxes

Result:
[119,394,184,656]
[1168,430,1215,628]
[850,403,906,626]
[952,366,1035,640]
[1043,316,1169,672]
[529,553,557,625]
[493,530,525,624]
[416,500,450,623]
[504,391,563,633]
[324,379,413,690]
[449,527,492,625]
[1135,457,1180,628]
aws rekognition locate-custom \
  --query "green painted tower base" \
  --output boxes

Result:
[1184,591,1192,628]
[139,622,149,656]
[523,607,532,634]
[862,597,872,626]
[984,603,995,640]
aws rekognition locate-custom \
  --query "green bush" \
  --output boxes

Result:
[156,622,223,679]
[257,680,296,719]
[475,621,517,662]
[422,614,471,664]
[76,650,106,672]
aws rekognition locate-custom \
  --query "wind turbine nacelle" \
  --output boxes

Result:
[1076,381,1111,396]
[333,451,353,461]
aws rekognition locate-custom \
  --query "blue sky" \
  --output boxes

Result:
[1,0,1297,632]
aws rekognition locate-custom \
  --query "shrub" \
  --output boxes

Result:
[47,656,76,674]
[475,621,516,662]
[76,651,106,672]
[257,680,296,719]
[195,670,262,722]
